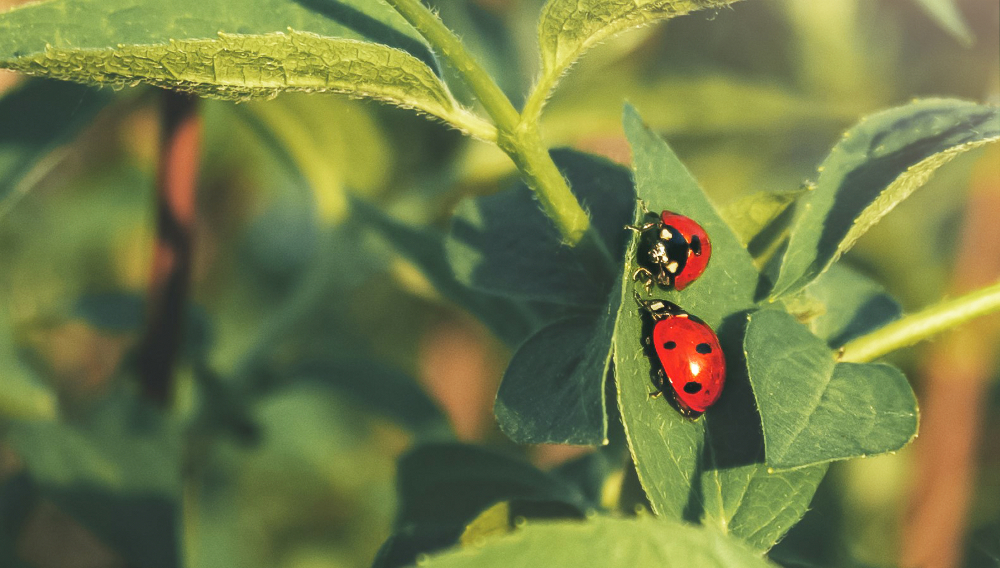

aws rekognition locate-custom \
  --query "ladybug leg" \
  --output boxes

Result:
[649,369,666,398]
[637,199,651,216]
[632,267,655,294]
[624,221,656,233]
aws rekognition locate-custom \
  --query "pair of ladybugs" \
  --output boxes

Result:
[626,204,724,418]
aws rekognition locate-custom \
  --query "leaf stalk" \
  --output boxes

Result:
[838,280,1000,362]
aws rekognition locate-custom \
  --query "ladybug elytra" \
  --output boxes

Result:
[626,203,712,293]
[635,294,725,418]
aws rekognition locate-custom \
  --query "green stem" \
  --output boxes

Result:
[838,280,1000,363]
[383,0,602,254]
[521,66,560,127]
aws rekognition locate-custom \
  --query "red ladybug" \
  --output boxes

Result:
[626,203,712,293]
[635,294,725,418]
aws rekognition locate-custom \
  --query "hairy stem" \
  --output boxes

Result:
[383,0,603,253]
[838,280,1000,363]
[137,91,200,406]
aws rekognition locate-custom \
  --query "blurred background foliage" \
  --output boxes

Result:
[0,0,997,567]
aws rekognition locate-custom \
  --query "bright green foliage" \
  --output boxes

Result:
[744,310,917,470]
[537,0,740,90]
[0,0,429,61]
[615,105,826,551]
[3,33,464,122]
[422,515,780,568]
[771,99,1000,297]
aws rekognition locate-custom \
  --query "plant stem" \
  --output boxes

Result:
[838,280,1000,363]
[383,0,604,255]
[521,67,560,128]
[138,90,200,406]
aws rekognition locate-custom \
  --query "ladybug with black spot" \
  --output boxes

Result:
[634,294,725,418]
[626,203,712,293]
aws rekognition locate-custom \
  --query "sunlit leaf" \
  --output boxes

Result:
[537,0,741,91]
[422,515,780,568]
[771,99,1000,297]
[911,0,974,46]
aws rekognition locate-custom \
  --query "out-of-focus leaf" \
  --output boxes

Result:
[722,189,804,247]
[375,443,591,568]
[793,264,902,347]
[536,0,741,94]
[772,99,1000,298]
[0,79,113,216]
[744,310,918,471]
[0,312,57,421]
[282,358,450,436]
[422,515,780,568]
[495,279,620,445]
[911,0,974,46]
[616,105,825,551]
[5,391,181,568]
[446,149,634,307]
[352,197,545,346]
[0,474,36,567]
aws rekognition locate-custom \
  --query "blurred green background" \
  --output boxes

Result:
[0,0,997,567]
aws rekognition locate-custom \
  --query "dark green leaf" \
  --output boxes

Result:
[745,310,918,470]
[352,197,544,346]
[721,189,805,248]
[495,276,618,445]
[0,79,113,216]
[5,391,181,568]
[616,105,825,551]
[772,99,1000,297]
[0,474,36,567]
[446,149,635,307]
[376,443,591,568]
[422,515,780,568]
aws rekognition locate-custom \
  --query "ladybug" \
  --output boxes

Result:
[635,294,725,418]
[626,203,712,293]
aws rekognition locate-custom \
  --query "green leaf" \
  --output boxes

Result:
[352,197,544,347]
[537,0,741,89]
[721,190,804,248]
[422,515,780,568]
[794,264,901,347]
[5,391,181,568]
[375,443,591,568]
[911,0,974,46]
[771,99,1000,297]
[495,278,620,445]
[744,310,918,471]
[0,310,57,421]
[0,0,431,64]
[4,32,467,124]
[0,79,114,217]
[446,149,635,307]
[616,105,825,551]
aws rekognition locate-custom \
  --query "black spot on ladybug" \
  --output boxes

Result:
[663,341,676,349]
[683,382,702,394]
[696,343,712,354]
[690,235,702,256]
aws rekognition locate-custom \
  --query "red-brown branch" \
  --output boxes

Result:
[137,91,200,406]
